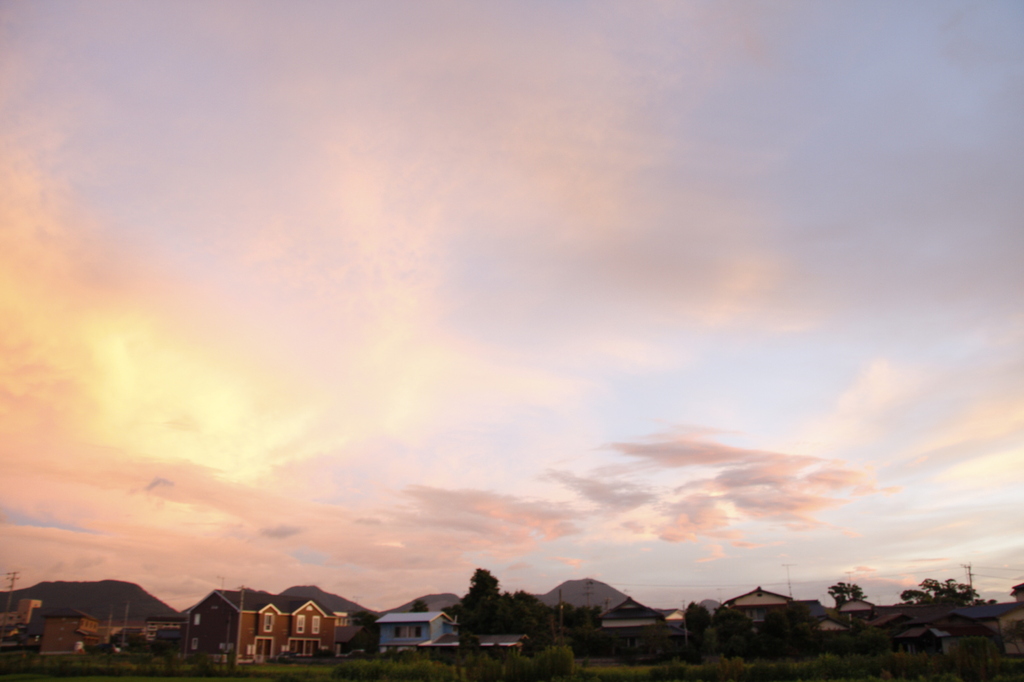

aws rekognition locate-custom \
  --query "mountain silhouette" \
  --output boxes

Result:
[8,580,178,621]
[382,593,460,613]
[536,578,628,610]
[279,585,370,614]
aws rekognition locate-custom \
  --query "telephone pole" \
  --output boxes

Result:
[962,563,974,597]
[3,572,19,641]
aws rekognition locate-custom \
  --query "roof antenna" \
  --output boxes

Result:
[783,564,796,598]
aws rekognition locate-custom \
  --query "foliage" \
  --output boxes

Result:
[684,603,712,651]
[445,569,555,654]
[951,637,1001,682]
[409,600,429,613]
[900,578,980,606]
[828,583,867,608]
[710,608,752,659]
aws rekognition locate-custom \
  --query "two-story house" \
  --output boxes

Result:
[721,587,791,627]
[599,597,686,650]
[377,611,458,651]
[182,589,336,662]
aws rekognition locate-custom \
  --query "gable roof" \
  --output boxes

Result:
[796,599,827,619]
[188,589,332,616]
[871,603,958,625]
[723,587,791,605]
[600,596,665,621]
[377,611,453,624]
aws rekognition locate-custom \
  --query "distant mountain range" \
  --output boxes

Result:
[6,580,178,621]
[3,577,632,620]
[280,585,370,614]
[536,579,628,610]
[382,593,461,614]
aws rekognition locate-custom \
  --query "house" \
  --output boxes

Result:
[721,587,791,626]
[40,609,100,654]
[867,604,996,655]
[1,599,42,650]
[377,611,458,651]
[838,599,875,620]
[817,615,851,632]
[333,625,366,655]
[1012,583,1024,603]
[600,597,687,650]
[145,614,187,643]
[951,602,1024,655]
[182,589,336,662]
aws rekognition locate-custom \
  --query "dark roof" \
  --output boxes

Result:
[334,625,365,643]
[867,613,911,628]
[1012,583,1024,593]
[601,597,665,621]
[872,603,957,625]
[200,589,332,615]
[797,599,827,619]
[952,602,1024,620]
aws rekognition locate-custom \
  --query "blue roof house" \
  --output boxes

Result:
[377,612,458,651]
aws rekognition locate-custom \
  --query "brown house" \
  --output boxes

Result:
[40,609,100,654]
[182,589,336,662]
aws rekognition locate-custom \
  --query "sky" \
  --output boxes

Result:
[1,0,1023,613]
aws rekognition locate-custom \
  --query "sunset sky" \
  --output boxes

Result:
[1,0,1023,612]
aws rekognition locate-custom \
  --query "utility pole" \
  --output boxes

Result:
[557,589,564,645]
[121,602,130,649]
[783,565,796,598]
[235,586,246,662]
[962,563,975,599]
[3,572,18,637]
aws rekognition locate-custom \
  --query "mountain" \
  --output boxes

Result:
[279,585,370,614]
[383,593,461,614]
[7,580,178,621]
[536,579,628,610]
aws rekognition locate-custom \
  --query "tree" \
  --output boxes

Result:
[445,568,557,654]
[900,578,979,606]
[409,599,429,612]
[828,582,866,608]
[711,607,752,658]
[684,602,712,650]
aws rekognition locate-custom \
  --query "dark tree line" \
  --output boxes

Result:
[444,569,610,656]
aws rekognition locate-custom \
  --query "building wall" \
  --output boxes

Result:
[602,618,659,628]
[41,616,99,654]
[183,593,238,658]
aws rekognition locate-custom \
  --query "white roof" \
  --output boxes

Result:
[377,611,452,624]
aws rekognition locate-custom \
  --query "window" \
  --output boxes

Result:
[394,625,423,638]
[191,638,198,650]
[193,613,201,625]
[264,613,274,632]
[312,615,320,634]
[296,615,306,633]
